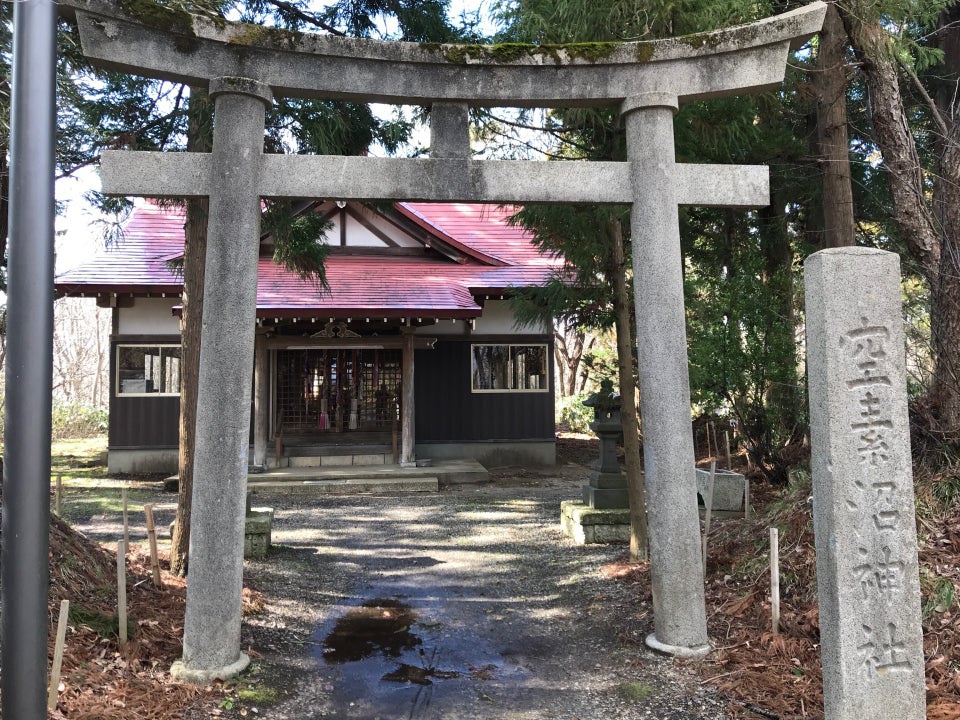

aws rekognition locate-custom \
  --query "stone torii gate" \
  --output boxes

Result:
[63,0,825,679]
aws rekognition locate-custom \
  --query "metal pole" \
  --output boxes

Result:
[2,0,57,716]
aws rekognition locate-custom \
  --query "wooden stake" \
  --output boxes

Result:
[47,599,70,712]
[55,474,62,516]
[121,485,129,547]
[724,430,732,470]
[705,423,713,458]
[144,504,163,589]
[116,541,128,646]
[702,460,716,572]
[770,527,780,634]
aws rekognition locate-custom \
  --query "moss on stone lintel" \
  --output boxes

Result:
[633,43,654,63]
[422,40,623,66]
[672,16,792,52]
[117,0,195,37]
[225,22,307,50]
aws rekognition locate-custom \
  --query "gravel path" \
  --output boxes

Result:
[70,467,730,719]
[231,468,728,720]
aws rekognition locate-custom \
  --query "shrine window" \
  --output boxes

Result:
[471,344,548,392]
[116,345,182,396]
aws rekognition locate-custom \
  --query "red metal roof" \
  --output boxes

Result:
[402,202,559,267]
[55,201,558,317]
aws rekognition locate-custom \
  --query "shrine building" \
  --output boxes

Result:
[55,200,560,474]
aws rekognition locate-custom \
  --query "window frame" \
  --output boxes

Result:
[470,342,549,394]
[115,343,182,397]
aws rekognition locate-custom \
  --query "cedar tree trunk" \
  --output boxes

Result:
[169,88,212,577]
[609,218,648,561]
[841,6,960,432]
[815,2,856,248]
[932,6,960,429]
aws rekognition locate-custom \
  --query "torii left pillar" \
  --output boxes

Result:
[171,76,272,683]
[623,93,710,657]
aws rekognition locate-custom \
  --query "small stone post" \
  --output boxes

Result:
[805,248,924,719]
[172,77,272,684]
[623,93,709,657]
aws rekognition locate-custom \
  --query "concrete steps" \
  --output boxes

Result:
[249,475,438,495]
[287,452,394,468]
[277,442,395,468]
[246,458,488,495]
[284,443,392,457]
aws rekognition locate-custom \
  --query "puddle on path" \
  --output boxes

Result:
[314,594,525,718]
[323,599,422,664]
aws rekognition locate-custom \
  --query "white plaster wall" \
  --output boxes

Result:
[417,319,468,336]
[472,300,549,335]
[118,298,181,335]
[413,301,549,337]
[316,214,339,245]
[344,213,383,247]
[317,212,421,248]
[353,212,421,247]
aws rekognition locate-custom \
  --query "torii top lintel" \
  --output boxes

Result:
[70,0,825,206]
[63,0,825,108]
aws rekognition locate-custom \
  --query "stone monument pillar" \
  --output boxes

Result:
[171,77,273,683]
[805,248,924,719]
[623,94,710,658]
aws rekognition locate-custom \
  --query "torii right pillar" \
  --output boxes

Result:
[623,93,710,657]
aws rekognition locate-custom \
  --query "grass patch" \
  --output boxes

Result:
[615,681,654,703]
[52,437,108,458]
[237,686,279,704]
[69,604,135,641]
[221,664,281,709]
[52,466,110,481]
[51,437,110,480]
[922,572,957,619]
[59,488,154,523]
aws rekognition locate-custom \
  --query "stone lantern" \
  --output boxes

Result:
[582,379,629,509]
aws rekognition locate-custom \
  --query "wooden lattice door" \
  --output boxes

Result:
[275,348,400,434]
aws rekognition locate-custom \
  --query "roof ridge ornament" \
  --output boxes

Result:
[311,321,361,338]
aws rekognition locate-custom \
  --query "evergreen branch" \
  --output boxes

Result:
[156,84,187,151]
[897,54,950,140]
[263,0,346,36]
[56,98,189,179]
[481,124,570,159]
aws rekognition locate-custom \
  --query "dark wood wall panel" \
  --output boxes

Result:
[414,336,554,443]
[110,396,181,449]
[109,336,181,449]
[108,334,553,449]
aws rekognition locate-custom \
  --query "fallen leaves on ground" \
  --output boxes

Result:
[601,464,960,719]
[36,513,265,719]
